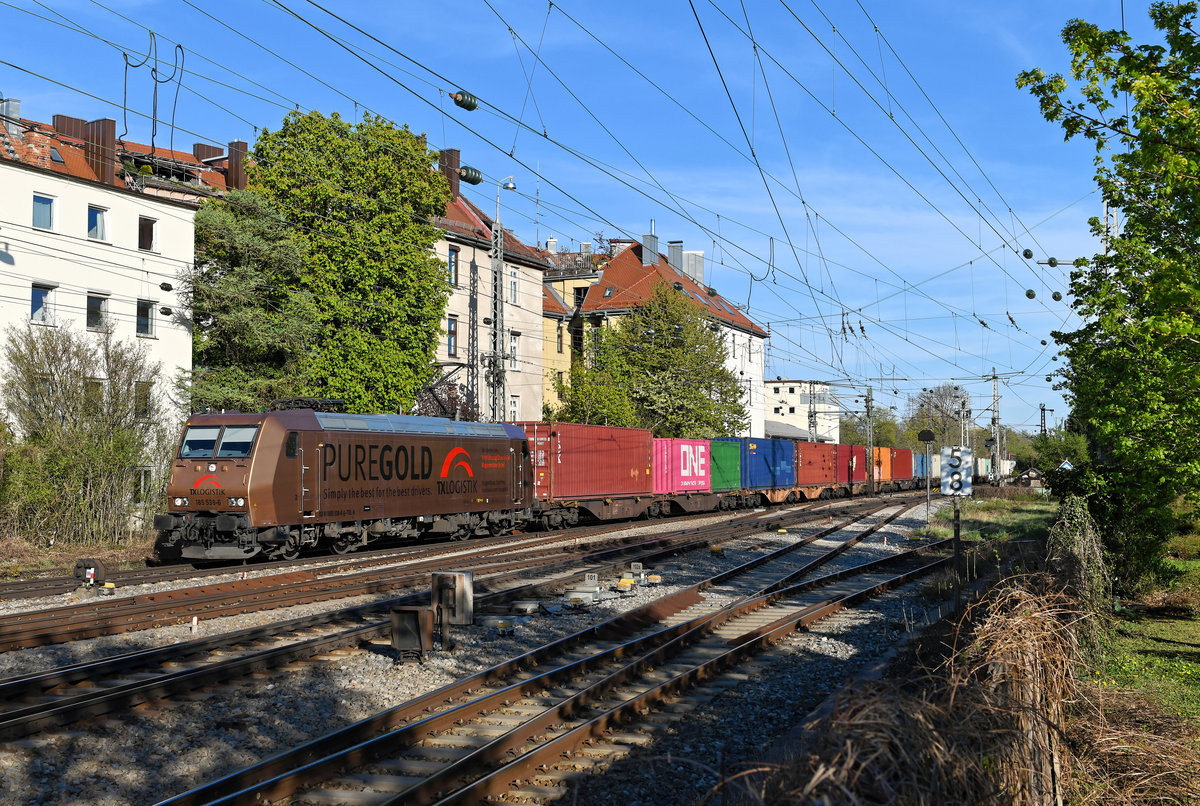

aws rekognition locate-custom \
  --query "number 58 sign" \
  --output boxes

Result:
[941,446,973,496]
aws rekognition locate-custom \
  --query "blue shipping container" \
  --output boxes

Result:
[913,451,927,479]
[741,438,796,489]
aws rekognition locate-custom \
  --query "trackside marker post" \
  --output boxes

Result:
[940,446,972,617]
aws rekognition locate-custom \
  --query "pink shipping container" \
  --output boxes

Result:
[653,439,712,494]
[892,448,914,481]
[519,422,653,501]
[796,441,837,486]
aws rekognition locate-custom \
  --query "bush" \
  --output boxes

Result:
[0,324,178,546]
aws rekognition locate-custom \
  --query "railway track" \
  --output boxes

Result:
[0,503,899,743]
[0,499,906,653]
[154,503,956,805]
[0,505,822,602]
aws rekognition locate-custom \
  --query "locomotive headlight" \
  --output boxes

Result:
[174,497,182,506]
[236,497,245,507]
[208,463,216,472]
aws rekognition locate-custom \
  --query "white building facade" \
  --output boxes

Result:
[762,380,841,442]
[431,149,549,422]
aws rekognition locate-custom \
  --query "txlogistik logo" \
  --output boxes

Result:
[437,447,477,495]
[189,473,222,495]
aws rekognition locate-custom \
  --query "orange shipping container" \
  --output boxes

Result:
[873,446,894,483]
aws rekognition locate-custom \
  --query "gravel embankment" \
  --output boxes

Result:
[0,501,949,805]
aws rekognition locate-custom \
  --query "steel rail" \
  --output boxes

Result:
[156,504,928,805]
[0,505,887,738]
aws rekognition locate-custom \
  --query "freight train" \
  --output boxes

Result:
[151,409,926,563]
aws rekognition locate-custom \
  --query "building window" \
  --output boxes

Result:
[773,407,781,414]
[31,284,54,323]
[447,247,459,286]
[85,379,104,412]
[447,317,458,357]
[49,147,65,164]
[134,381,152,420]
[788,406,796,414]
[574,287,588,307]
[87,294,108,330]
[789,386,795,394]
[136,299,155,336]
[32,194,54,230]
[509,268,517,303]
[133,468,152,503]
[509,333,518,370]
[773,386,780,394]
[556,325,563,354]
[603,286,615,298]
[87,206,107,241]
[509,394,520,423]
[138,216,157,251]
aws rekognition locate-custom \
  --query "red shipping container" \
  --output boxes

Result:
[796,441,837,486]
[653,439,712,494]
[844,445,867,483]
[892,448,914,481]
[519,422,653,501]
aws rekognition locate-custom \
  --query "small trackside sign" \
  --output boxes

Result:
[1058,460,1074,471]
[941,446,972,496]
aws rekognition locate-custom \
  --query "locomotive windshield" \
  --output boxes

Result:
[178,424,260,459]
[179,426,220,458]
[216,425,259,458]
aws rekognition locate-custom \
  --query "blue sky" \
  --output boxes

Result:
[1,0,1155,433]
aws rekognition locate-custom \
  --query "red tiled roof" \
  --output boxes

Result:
[543,284,572,317]
[432,196,550,268]
[581,243,766,337]
[118,139,205,165]
[1,120,109,185]
[1,115,232,197]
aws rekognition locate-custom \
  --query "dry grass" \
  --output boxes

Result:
[1065,686,1200,804]
[0,533,156,579]
[753,577,1082,805]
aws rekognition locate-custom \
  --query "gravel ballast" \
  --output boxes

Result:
[0,500,951,805]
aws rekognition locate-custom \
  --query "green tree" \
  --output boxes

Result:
[552,285,747,437]
[184,190,315,412]
[1018,2,1200,584]
[552,328,639,428]
[250,110,451,413]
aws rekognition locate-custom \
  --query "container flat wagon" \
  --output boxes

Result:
[520,422,654,525]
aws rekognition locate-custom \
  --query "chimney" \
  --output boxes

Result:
[53,114,85,142]
[611,239,635,257]
[546,236,558,253]
[83,118,116,185]
[439,148,460,198]
[641,233,658,267]
[580,241,592,255]
[227,140,248,190]
[1,98,21,139]
[193,143,223,162]
[667,240,683,273]
[684,251,705,284]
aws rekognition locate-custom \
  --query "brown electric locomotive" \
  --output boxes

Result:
[152,410,532,562]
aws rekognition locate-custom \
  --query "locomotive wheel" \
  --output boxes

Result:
[330,538,355,554]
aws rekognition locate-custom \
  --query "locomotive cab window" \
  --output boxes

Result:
[216,425,260,458]
[285,431,298,458]
[179,426,220,458]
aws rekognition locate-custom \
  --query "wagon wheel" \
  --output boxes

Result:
[330,537,356,554]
